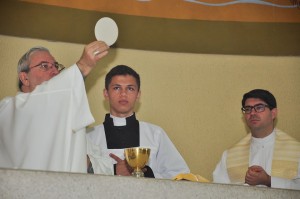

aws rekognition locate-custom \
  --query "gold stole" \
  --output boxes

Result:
[227,129,300,183]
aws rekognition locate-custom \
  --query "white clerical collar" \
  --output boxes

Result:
[110,114,133,126]
[251,129,276,145]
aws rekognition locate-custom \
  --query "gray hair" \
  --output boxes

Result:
[17,46,50,90]
[17,46,50,73]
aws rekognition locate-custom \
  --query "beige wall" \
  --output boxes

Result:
[1,35,300,181]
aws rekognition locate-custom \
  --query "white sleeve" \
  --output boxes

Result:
[70,65,94,131]
[271,158,300,190]
[213,151,231,183]
[271,177,300,190]
[86,136,114,175]
[155,128,190,179]
[36,64,94,131]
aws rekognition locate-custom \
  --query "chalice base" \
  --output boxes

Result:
[132,170,144,178]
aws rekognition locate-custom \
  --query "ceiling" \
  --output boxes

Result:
[1,0,300,55]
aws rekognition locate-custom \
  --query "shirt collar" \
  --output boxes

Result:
[110,113,134,126]
[251,128,276,144]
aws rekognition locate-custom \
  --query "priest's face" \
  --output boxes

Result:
[104,75,141,117]
[19,50,59,93]
[243,98,277,138]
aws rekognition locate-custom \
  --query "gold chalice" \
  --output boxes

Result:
[124,147,151,177]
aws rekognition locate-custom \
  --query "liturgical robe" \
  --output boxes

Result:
[213,129,300,190]
[87,114,190,179]
[0,65,94,173]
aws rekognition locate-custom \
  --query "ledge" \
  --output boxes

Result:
[0,168,299,198]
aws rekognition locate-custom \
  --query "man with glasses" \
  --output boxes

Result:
[0,41,109,173]
[213,89,300,190]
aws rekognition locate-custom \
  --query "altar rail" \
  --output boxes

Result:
[0,168,299,199]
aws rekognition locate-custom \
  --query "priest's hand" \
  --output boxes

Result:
[245,165,271,187]
[109,153,133,176]
[76,41,109,78]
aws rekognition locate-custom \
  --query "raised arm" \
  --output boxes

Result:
[76,41,109,78]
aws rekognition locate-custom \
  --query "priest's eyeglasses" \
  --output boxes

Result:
[241,104,270,114]
[30,62,65,72]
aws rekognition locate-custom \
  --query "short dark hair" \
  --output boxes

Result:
[242,89,277,109]
[105,65,140,90]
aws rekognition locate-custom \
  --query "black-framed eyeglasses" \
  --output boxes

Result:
[241,104,270,114]
[30,61,65,72]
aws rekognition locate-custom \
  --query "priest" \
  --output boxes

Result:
[213,89,300,190]
[0,41,109,173]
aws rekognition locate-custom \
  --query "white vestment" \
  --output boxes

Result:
[213,130,300,190]
[86,115,190,179]
[0,65,94,173]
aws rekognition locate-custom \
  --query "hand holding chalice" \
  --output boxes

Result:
[124,147,151,177]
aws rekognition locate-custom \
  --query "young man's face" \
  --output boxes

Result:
[243,98,277,137]
[104,75,140,117]
[19,51,59,92]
